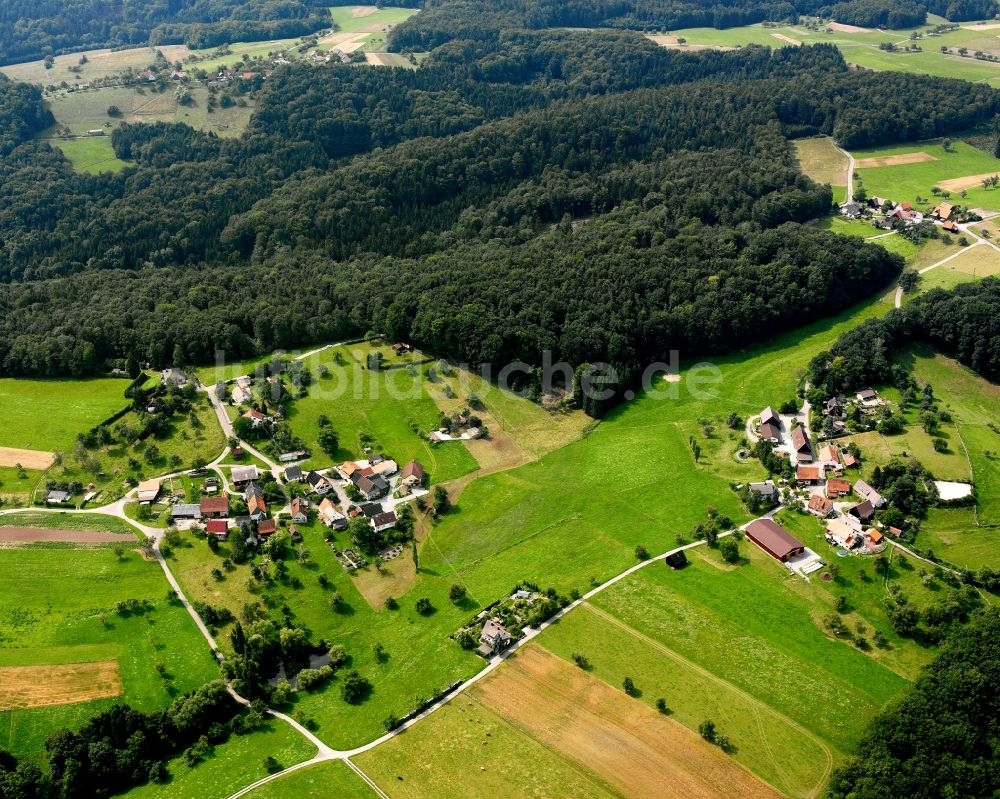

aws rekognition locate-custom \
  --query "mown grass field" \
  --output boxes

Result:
[243,761,375,799]
[51,135,131,173]
[0,377,129,452]
[794,136,848,202]
[645,19,1000,88]
[0,545,219,760]
[852,140,1000,213]
[126,722,316,799]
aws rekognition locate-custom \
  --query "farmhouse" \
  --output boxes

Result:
[759,421,781,443]
[817,444,841,470]
[942,220,960,233]
[160,368,187,386]
[744,518,805,562]
[371,511,398,533]
[307,471,334,494]
[849,500,875,522]
[826,478,852,498]
[791,425,812,462]
[318,498,348,530]
[200,495,229,518]
[283,465,303,483]
[243,409,269,428]
[256,518,277,536]
[401,459,425,487]
[854,479,886,508]
[855,389,880,407]
[137,478,161,503]
[749,479,777,498]
[759,406,779,427]
[664,550,688,569]
[840,201,862,218]
[796,465,822,485]
[45,490,72,504]
[370,458,398,477]
[479,618,512,656]
[807,494,834,517]
[171,503,201,521]
[290,497,310,523]
[931,202,954,220]
[826,517,858,548]
[231,465,259,488]
[205,519,229,539]
[248,493,268,521]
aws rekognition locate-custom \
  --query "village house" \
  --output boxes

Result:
[826,517,859,549]
[231,383,252,404]
[290,526,302,543]
[744,518,805,563]
[137,478,161,504]
[359,502,383,519]
[248,493,268,521]
[171,503,201,521]
[160,368,187,387]
[337,461,360,480]
[826,478,852,498]
[931,202,954,220]
[849,500,875,523]
[854,479,886,508]
[479,618,512,656]
[371,510,398,533]
[759,421,781,444]
[400,459,425,488]
[840,201,862,219]
[817,444,842,470]
[791,425,813,462]
[318,497,348,530]
[760,406,779,427]
[290,497,310,523]
[843,451,860,469]
[205,519,229,539]
[353,472,388,501]
[307,471,333,494]
[231,465,259,488]
[200,495,229,518]
[370,459,398,477]
[256,518,277,536]
[749,479,778,499]
[825,396,845,418]
[796,465,823,486]
[807,494,834,518]
[942,220,960,234]
[283,465,303,483]
[243,408,269,428]
[855,389,880,408]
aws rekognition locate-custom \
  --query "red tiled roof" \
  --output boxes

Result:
[200,496,230,514]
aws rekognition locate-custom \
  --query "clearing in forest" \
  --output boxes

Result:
[471,645,784,799]
[0,662,122,710]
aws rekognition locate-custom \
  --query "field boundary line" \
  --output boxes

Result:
[344,758,393,799]
[579,602,835,796]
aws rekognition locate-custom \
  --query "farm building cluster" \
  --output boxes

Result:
[840,195,971,235]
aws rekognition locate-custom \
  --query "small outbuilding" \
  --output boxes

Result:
[664,551,688,569]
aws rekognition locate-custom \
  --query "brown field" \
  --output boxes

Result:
[0,526,137,543]
[944,245,1000,276]
[829,21,870,32]
[131,91,177,116]
[365,52,393,65]
[937,171,1000,192]
[962,22,1000,29]
[793,137,848,187]
[771,33,801,45]
[471,645,784,799]
[351,5,378,16]
[0,661,122,710]
[0,446,54,469]
[854,152,938,169]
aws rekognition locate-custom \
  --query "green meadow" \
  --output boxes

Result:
[126,722,316,799]
[0,545,219,760]
[0,377,129,452]
[328,5,419,34]
[852,140,1000,213]
[243,761,376,799]
[51,135,131,173]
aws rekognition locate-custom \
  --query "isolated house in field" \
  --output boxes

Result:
[745,519,805,563]
[826,478,852,498]
[807,494,834,518]
[283,465,303,483]
[791,425,812,462]
[137,478,161,503]
[256,518,277,536]
[854,479,886,508]
[664,550,688,569]
[306,471,333,494]
[248,493,268,521]
[479,619,512,656]
[796,465,822,485]
[45,489,72,504]
[231,465,259,488]
[401,459,425,487]
[200,495,229,518]
[290,497,310,523]
[205,519,229,539]
[371,511,397,533]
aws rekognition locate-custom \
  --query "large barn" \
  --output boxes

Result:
[744,519,805,562]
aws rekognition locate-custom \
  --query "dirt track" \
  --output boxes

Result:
[0,661,122,709]
[0,446,54,469]
[0,527,137,543]
[472,645,783,799]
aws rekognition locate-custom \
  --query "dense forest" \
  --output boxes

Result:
[827,608,1000,799]
[0,0,348,65]
[807,278,1000,395]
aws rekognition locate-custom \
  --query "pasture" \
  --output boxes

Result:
[644,20,1000,88]
[243,761,375,799]
[851,140,1000,213]
[0,44,189,84]
[0,545,219,760]
[126,722,316,799]
[0,377,129,452]
[50,136,131,174]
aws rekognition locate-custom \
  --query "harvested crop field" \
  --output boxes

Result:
[854,152,938,168]
[471,645,783,799]
[937,171,1000,192]
[0,447,53,469]
[771,33,801,45]
[0,527,137,543]
[829,21,870,32]
[0,661,122,710]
